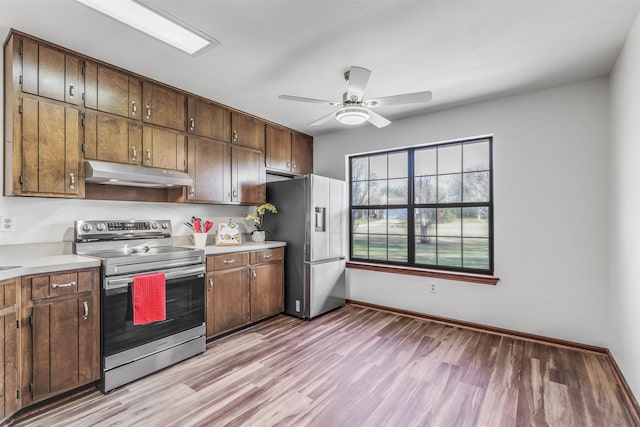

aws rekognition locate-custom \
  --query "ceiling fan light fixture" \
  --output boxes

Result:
[336,107,369,126]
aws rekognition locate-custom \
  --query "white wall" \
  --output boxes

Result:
[315,78,611,346]
[610,14,640,398]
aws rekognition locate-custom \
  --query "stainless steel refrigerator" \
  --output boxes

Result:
[263,174,346,319]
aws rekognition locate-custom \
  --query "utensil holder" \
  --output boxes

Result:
[193,233,208,248]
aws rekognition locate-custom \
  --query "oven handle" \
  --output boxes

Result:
[105,265,205,290]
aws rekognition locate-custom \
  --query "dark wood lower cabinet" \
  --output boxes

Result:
[206,248,284,339]
[0,277,20,421]
[20,268,100,406]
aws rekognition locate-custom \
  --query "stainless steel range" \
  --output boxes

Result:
[74,220,206,393]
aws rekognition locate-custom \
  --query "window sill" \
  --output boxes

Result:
[345,261,499,285]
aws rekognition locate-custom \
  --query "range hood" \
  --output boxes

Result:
[85,160,194,188]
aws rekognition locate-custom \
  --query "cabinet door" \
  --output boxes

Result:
[84,62,140,119]
[265,125,291,172]
[187,97,230,141]
[291,132,313,175]
[232,147,265,204]
[143,82,186,131]
[84,113,142,165]
[21,98,80,196]
[250,263,284,322]
[187,137,231,202]
[231,112,264,151]
[207,269,250,337]
[21,39,80,105]
[142,127,186,171]
[0,278,20,418]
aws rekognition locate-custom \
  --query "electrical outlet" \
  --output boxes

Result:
[0,216,15,232]
[430,282,437,293]
[295,300,301,312]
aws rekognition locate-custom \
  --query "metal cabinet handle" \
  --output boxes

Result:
[146,105,151,118]
[131,101,137,115]
[252,270,257,280]
[69,172,75,190]
[232,190,238,200]
[83,301,89,320]
[233,130,238,142]
[286,161,290,169]
[52,281,75,289]
[208,278,214,291]
[263,254,272,259]
[223,259,236,264]
[69,84,75,98]
[292,161,297,171]
[189,118,195,131]
[146,149,151,163]
[188,186,195,196]
[132,146,137,161]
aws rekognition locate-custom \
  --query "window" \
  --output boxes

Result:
[349,137,493,274]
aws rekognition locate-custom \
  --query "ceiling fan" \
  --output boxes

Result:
[279,66,432,128]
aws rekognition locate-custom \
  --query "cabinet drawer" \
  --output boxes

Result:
[207,252,249,271]
[31,270,94,301]
[250,248,284,265]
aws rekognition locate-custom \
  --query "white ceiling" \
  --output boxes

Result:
[1,0,639,136]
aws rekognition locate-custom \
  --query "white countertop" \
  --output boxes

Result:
[0,240,287,281]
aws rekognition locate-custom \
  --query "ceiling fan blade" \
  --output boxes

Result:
[279,94,341,106]
[345,66,371,102]
[309,109,340,127]
[364,91,432,108]
[366,109,391,128]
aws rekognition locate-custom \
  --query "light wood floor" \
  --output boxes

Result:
[16,304,637,426]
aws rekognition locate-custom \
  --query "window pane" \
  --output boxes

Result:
[437,174,462,203]
[415,147,437,176]
[369,234,387,260]
[463,140,490,172]
[463,238,489,269]
[352,234,368,258]
[352,181,369,206]
[369,155,387,180]
[369,180,387,205]
[388,235,407,262]
[437,237,462,267]
[388,209,408,235]
[415,240,437,265]
[437,208,461,237]
[388,152,408,178]
[438,144,462,174]
[415,208,436,238]
[463,171,490,202]
[414,176,436,204]
[388,178,408,204]
[368,209,387,235]
[352,209,369,233]
[462,207,489,238]
[351,157,369,181]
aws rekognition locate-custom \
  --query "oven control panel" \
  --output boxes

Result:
[74,220,172,241]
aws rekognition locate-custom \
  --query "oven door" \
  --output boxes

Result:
[102,264,205,359]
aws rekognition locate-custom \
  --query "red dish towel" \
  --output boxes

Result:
[133,272,166,325]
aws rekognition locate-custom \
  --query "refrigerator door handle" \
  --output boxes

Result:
[315,207,326,232]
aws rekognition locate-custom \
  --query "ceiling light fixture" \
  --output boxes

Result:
[336,107,370,126]
[76,0,218,55]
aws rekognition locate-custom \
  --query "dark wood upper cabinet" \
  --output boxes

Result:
[232,147,265,204]
[143,82,186,131]
[21,98,81,197]
[187,137,231,202]
[187,97,230,142]
[291,131,313,175]
[266,125,313,175]
[21,38,81,106]
[84,62,141,119]
[84,113,142,165]
[142,127,186,171]
[265,124,291,172]
[231,112,264,151]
